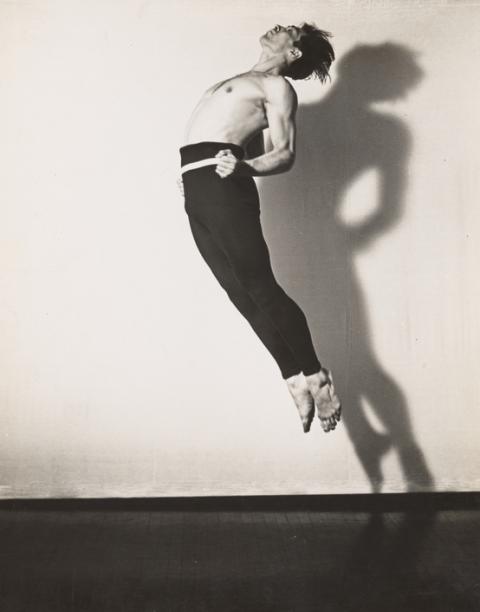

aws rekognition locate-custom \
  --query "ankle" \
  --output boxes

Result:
[286,370,301,382]
[305,367,329,386]
[285,372,306,390]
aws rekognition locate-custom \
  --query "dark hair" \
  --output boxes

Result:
[285,22,335,82]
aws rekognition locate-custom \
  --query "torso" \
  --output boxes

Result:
[183,71,277,149]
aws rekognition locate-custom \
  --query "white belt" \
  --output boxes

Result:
[180,158,219,175]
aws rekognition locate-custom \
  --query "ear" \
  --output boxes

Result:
[289,47,302,62]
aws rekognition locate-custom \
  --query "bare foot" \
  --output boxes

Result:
[305,368,342,433]
[286,373,315,433]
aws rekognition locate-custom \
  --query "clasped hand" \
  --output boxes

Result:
[177,148,242,197]
[214,149,242,178]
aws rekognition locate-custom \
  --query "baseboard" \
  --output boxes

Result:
[0,492,478,512]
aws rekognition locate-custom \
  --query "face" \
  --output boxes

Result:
[260,24,303,54]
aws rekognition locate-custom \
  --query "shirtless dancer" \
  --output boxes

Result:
[178,23,341,433]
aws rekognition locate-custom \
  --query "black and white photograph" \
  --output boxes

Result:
[1,1,479,610]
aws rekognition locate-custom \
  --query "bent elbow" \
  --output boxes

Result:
[271,148,295,174]
[284,151,295,171]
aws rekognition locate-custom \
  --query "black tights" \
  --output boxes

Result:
[180,141,321,379]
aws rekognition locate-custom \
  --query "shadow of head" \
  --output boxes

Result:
[336,42,424,103]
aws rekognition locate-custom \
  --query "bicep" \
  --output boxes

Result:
[263,129,273,153]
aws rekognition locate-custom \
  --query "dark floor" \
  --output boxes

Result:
[0,496,479,612]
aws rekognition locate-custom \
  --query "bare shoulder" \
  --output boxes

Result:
[263,75,298,108]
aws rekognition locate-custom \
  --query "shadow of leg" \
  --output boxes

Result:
[361,358,435,491]
[342,396,393,492]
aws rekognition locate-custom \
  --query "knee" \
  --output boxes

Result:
[235,267,280,307]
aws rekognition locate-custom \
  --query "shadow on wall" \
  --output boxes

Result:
[260,43,434,492]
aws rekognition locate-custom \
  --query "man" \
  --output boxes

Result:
[178,23,341,433]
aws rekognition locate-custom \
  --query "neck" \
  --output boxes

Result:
[250,51,287,76]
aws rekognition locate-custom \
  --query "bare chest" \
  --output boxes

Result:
[201,73,266,113]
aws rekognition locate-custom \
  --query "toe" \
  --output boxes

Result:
[323,418,334,433]
[319,415,338,432]
[320,419,330,432]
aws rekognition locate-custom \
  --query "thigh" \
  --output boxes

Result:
[185,170,275,282]
[187,214,247,295]
[206,197,276,284]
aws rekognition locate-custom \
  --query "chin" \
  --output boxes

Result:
[259,34,272,49]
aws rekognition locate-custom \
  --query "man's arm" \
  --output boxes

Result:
[263,129,274,154]
[241,77,297,176]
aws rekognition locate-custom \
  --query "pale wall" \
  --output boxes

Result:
[1,0,479,497]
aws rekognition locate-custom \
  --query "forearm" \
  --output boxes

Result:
[240,148,294,177]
